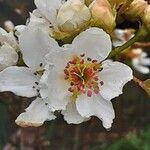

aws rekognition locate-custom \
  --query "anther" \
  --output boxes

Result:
[87,90,92,97]
[92,60,98,63]
[87,57,92,61]
[100,81,104,86]
[80,53,85,57]
[34,72,37,76]
[36,89,40,93]
[35,82,39,85]
[40,63,43,67]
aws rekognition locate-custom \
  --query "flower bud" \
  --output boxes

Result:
[89,0,116,33]
[126,0,148,18]
[143,5,150,28]
[4,20,15,32]
[57,0,91,33]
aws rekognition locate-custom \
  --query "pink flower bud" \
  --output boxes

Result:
[89,0,116,33]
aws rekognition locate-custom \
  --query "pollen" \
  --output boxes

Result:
[64,54,103,100]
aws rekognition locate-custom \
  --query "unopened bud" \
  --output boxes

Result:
[126,0,148,18]
[143,5,150,28]
[89,0,116,33]
[57,0,91,33]
[4,20,15,32]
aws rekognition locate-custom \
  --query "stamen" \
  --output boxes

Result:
[87,90,92,97]
[64,55,103,100]
[35,82,39,85]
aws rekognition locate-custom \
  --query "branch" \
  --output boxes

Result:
[108,26,148,58]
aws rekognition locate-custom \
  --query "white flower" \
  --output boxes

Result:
[0,24,58,127]
[45,27,133,129]
[113,29,134,47]
[34,0,91,33]
[0,28,18,71]
[113,29,150,74]
[132,49,150,74]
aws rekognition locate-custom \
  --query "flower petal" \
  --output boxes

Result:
[34,0,62,29]
[0,44,18,71]
[72,27,112,61]
[100,61,133,100]
[19,25,59,70]
[76,94,115,129]
[62,101,87,124]
[0,29,18,49]
[15,98,56,127]
[46,68,70,110]
[0,66,40,97]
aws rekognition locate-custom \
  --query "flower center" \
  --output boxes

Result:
[64,54,103,100]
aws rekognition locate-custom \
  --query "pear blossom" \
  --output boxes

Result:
[0,23,58,127]
[44,27,133,129]
[0,27,18,71]
[34,0,91,34]
[132,49,150,74]
[113,29,150,74]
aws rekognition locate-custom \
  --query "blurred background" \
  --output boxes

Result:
[0,0,150,150]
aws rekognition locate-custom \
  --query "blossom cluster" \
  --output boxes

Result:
[0,0,149,129]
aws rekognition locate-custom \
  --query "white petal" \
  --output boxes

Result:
[0,30,18,49]
[34,0,62,29]
[46,47,72,72]
[39,65,51,99]
[0,66,40,97]
[14,25,26,37]
[0,44,18,71]
[139,57,150,66]
[76,94,115,129]
[100,61,133,100]
[46,68,70,110]
[62,101,87,124]
[15,98,56,127]
[72,27,112,61]
[132,59,150,74]
[19,25,59,70]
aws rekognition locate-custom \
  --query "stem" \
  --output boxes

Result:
[134,42,150,48]
[108,26,148,58]
[133,76,145,89]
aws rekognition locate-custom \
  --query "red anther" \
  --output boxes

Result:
[80,59,84,64]
[64,69,69,75]
[69,59,76,64]
[92,60,98,63]
[64,76,69,80]
[68,87,74,92]
[94,89,99,94]
[70,82,74,86]
[94,76,99,81]
[87,90,92,97]
[82,89,86,94]
[66,63,70,68]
